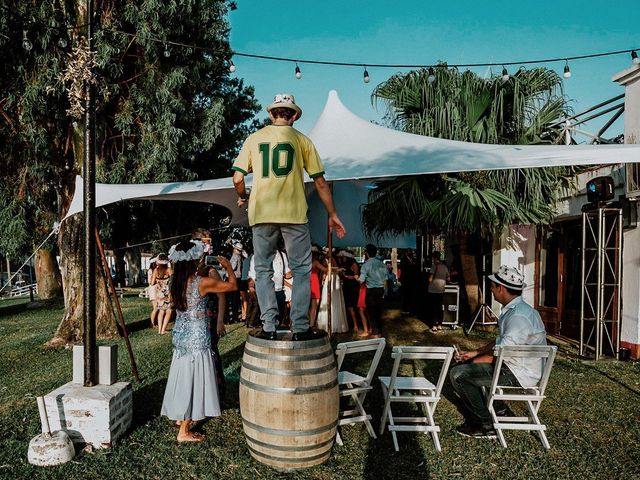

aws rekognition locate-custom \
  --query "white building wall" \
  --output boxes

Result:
[492,225,536,312]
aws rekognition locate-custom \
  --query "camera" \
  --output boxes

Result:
[205,255,220,267]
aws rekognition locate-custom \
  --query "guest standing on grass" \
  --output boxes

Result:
[449,265,547,439]
[427,251,449,332]
[152,253,173,334]
[232,92,345,341]
[358,244,387,338]
[161,240,237,443]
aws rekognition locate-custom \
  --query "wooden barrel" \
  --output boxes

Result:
[239,333,338,471]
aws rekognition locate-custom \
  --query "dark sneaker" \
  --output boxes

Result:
[455,423,497,439]
[292,328,326,341]
[253,329,277,341]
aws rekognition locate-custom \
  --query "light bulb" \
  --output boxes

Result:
[295,65,302,79]
[501,67,509,82]
[563,63,571,78]
[229,60,236,73]
[58,38,67,48]
[632,50,640,65]
[427,66,436,84]
[363,68,370,83]
[164,46,171,57]
[22,31,32,52]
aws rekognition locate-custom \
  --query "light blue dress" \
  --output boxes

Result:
[161,276,221,421]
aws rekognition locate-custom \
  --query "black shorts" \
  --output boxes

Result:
[238,279,249,292]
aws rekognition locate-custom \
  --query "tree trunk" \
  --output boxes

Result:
[47,191,118,348]
[35,249,63,299]
[459,236,479,314]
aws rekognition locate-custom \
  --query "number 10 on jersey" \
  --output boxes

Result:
[259,143,294,177]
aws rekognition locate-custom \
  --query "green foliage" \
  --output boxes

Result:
[366,65,576,236]
[0,1,260,258]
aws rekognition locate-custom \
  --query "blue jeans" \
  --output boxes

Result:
[252,223,311,333]
[449,362,520,426]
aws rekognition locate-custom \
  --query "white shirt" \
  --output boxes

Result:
[496,296,547,387]
[248,251,290,292]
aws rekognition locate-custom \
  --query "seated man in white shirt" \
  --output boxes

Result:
[449,265,547,439]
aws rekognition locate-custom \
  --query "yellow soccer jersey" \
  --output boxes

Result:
[232,125,325,225]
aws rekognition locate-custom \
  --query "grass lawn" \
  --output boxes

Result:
[0,297,639,479]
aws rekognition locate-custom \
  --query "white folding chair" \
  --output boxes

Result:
[335,338,386,444]
[378,346,454,452]
[487,345,557,449]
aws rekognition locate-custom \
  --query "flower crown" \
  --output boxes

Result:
[168,240,204,263]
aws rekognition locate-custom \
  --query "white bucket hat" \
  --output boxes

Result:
[488,265,525,290]
[267,93,302,118]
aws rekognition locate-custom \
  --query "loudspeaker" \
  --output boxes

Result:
[586,176,615,203]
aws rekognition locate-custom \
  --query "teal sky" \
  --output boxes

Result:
[229,0,638,139]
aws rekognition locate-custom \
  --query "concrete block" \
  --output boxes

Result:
[43,382,133,449]
[98,345,118,385]
[72,345,84,384]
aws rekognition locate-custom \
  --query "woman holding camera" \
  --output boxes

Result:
[161,240,237,443]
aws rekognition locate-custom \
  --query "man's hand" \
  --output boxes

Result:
[329,214,346,239]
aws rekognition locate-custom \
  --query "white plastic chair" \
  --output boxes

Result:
[379,346,454,452]
[487,345,557,449]
[335,338,386,444]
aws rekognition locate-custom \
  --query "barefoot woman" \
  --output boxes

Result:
[161,240,237,442]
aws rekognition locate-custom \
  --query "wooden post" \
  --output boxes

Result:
[96,229,140,383]
[326,223,333,337]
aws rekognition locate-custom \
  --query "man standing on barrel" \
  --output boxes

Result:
[232,93,346,341]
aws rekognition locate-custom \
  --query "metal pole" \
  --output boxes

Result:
[83,0,97,387]
[579,212,586,356]
[596,208,604,361]
[615,209,623,359]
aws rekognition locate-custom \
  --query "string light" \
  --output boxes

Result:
[163,44,171,57]
[501,66,509,82]
[363,67,370,83]
[563,61,571,78]
[229,59,236,73]
[427,66,436,84]
[632,50,640,65]
[58,37,67,48]
[295,63,302,79]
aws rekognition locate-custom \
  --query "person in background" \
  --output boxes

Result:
[152,253,173,335]
[308,246,326,328]
[427,251,450,332]
[147,256,159,328]
[317,248,348,334]
[232,93,345,341]
[449,265,547,439]
[161,240,237,442]
[247,248,291,327]
[358,244,387,338]
[229,241,244,323]
[337,250,360,333]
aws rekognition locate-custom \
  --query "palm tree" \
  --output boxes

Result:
[366,65,574,314]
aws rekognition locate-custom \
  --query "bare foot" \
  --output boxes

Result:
[358,331,369,337]
[177,431,205,443]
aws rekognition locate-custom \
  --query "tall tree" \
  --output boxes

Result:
[366,65,574,313]
[0,1,259,345]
